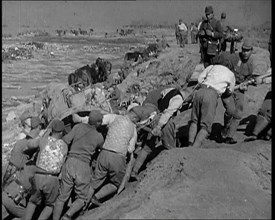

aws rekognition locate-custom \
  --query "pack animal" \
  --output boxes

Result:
[95,57,112,82]
[146,43,160,58]
[68,64,99,89]
[124,51,143,62]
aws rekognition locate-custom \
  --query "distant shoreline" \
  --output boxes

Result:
[2,1,271,36]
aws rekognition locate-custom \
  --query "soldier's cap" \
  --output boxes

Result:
[205,6,214,15]
[88,110,103,125]
[52,120,65,132]
[242,39,253,50]
[30,116,42,129]
[221,12,226,19]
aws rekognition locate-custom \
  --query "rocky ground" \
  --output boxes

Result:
[2,27,271,219]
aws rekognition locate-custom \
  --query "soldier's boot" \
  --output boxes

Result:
[245,115,269,142]
[131,149,150,180]
[52,200,65,220]
[223,118,240,144]
[38,205,53,220]
[188,122,198,146]
[93,183,117,206]
[192,128,208,148]
[63,199,85,219]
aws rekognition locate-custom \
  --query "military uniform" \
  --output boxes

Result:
[212,41,254,143]
[219,12,232,52]
[198,6,224,67]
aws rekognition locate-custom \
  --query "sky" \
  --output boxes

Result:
[2,1,272,34]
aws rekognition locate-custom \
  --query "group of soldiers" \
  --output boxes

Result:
[2,5,272,220]
[194,5,272,144]
[176,6,243,59]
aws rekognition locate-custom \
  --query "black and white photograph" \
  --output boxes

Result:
[2,1,271,219]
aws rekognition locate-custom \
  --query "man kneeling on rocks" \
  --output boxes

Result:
[130,87,192,179]
[188,64,235,147]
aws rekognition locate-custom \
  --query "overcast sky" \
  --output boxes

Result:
[2,1,271,33]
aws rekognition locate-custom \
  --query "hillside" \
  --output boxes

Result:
[2,26,271,220]
[79,40,271,220]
